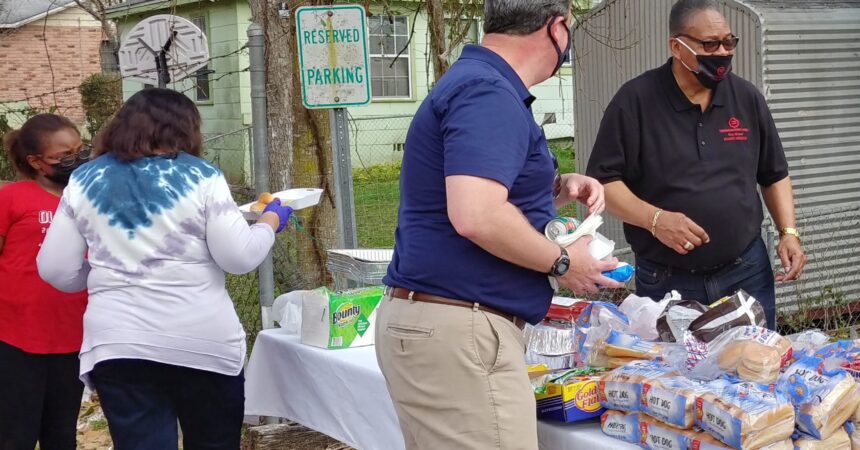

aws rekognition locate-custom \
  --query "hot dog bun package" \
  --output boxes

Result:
[598,360,677,412]
[687,290,765,343]
[641,376,710,429]
[689,433,794,450]
[793,428,851,450]
[600,410,641,443]
[695,381,795,449]
[844,421,860,450]
[639,415,698,450]
[683,326,792,383]
[778,357,860,440]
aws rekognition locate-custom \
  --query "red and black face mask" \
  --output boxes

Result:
[675,38,733,90]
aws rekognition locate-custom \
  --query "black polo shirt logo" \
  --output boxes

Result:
[720,116,749,142]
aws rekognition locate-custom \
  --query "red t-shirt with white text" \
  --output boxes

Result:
[0,181,87,354]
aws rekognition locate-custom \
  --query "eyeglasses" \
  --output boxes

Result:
[675,34,739,52]
[52,144,93,168]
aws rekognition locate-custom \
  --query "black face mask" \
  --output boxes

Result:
[45,156,88,186]
[676,38,733,90]
[548,18,572,77]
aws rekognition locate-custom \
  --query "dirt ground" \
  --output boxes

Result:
[75,395,351,450]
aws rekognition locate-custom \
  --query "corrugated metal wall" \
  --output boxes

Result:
[573,0,860,314]
[755,5,860,309]
[572,0,762,255]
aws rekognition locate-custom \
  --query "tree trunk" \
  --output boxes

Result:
[426,0,450,82]
[250,1,337,289]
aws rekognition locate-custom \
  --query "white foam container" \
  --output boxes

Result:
[239,188,323,220]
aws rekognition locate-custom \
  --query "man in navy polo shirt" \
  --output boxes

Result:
[586,0,807,329]
[376,0,622,448]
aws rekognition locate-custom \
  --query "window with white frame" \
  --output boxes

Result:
[191,16,211,102]
[368,15,411,99]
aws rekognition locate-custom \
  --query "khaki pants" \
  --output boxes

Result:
[375,293,538,450]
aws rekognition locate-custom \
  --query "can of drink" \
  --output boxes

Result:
[545,217,580,241]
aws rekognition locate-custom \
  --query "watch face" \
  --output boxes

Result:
[556,259,570,275]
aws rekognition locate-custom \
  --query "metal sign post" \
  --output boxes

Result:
[330,108,358,249]
[296,5,371,248]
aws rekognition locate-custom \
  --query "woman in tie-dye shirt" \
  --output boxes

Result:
[37,89,294,450]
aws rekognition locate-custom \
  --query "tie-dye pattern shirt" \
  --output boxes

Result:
[37,153,275,385]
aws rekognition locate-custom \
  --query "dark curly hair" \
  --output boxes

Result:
[3,113,78,179]
[95,88,203,161]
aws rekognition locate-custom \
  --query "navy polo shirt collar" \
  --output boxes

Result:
[459,44,536,107]
[660,58,728,112]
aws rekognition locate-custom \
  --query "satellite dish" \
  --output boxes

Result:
[118,15,209,86]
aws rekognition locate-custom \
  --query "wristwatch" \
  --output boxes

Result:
[780,227,801,241]
[549,247,570,277]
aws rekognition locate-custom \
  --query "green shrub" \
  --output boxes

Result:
[79,73,122,138]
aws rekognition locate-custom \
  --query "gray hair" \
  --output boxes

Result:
[483,0,571,36]
[669,0,722,35]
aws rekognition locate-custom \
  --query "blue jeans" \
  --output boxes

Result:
[89,359,244,450]
[635,238,776,329]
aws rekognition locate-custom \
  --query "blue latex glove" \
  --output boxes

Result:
[262,199,294,233]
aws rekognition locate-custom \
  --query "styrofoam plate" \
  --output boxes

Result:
[239,188,323,220]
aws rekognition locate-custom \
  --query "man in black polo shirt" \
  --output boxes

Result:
[586,0,807,329]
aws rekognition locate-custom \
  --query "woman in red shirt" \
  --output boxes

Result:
[0,114,89,450]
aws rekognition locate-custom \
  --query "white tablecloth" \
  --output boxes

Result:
[244,329,639,450]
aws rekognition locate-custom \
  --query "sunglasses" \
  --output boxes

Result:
[675,34,739,52]
[49,144,93,169]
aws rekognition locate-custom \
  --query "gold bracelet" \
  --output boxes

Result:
[780,227,801,241]
[651,209,663,237]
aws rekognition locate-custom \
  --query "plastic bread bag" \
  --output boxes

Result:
[695,380,795,449]
[683,326,792,382]
[813,340,860,367]
[525,321,574,357]
[573,323,612,367]
[690,433,795,450]
[687,289,765,343]
[605,329,664,360]
[620,293,675,341]
[640,376,710,429]
[778,357,860,440]
[786,329,830,362]
[792,427,851,450]
[656,299,710,343]
[600,410,641,443]
[638,415,698,450]
[597,360,677,412]
[845,421,860,450]
[575,301,630,330]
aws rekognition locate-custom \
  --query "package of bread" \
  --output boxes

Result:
[600,410,641,444]
[717,340,784,384]
[684,325,792,374]
[605,330,664,360]
[687,289,765,343]
[845,421,860,450]
[641,376,709,429]
[656,300,710,343]
[778,357,860,440]
[598,360,677,412]
[695,381,795,449]
[690,433,796,450]
[638,415,697,450]
[793,428,851,450]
